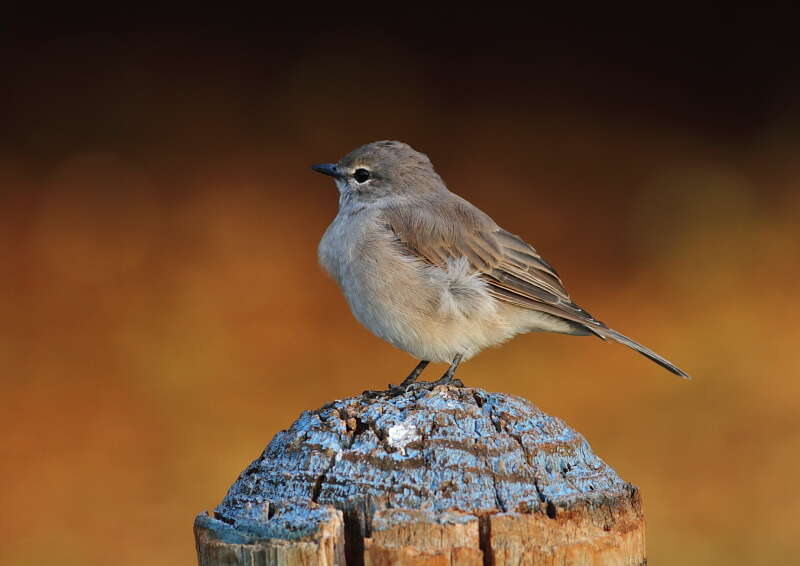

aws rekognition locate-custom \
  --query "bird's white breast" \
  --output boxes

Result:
[318,205,522,363]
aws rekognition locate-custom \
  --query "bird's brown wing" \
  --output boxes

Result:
[381,194,691,378]
[381,195,606,334]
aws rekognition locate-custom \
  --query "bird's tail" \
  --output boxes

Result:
[590,325,691,379]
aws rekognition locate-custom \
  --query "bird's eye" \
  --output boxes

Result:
[353,168,371,183]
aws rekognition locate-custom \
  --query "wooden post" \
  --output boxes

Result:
[195,386,645,565]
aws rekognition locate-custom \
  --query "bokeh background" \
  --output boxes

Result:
[2,22,799,565]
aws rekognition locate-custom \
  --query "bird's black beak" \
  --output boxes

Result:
[311,163,338,177]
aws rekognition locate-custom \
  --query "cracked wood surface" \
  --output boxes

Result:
[195,386,645,565]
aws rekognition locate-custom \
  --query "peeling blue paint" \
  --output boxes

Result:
[211,386,630,542]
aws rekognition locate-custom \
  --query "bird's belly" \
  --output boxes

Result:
[322,222,518,362]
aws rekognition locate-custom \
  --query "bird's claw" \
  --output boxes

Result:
[362,377,465,400]
[403,377,465,392]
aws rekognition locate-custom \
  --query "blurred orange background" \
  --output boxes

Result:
[2,27,799,565]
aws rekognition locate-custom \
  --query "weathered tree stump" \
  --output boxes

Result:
[195,386,645,565]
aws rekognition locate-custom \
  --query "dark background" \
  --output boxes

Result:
[2,18,799,564]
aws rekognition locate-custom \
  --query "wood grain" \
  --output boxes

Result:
[195,386,645,565]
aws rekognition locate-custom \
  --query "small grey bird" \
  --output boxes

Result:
[313,140,690,389]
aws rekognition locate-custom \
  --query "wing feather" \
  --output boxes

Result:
[381,195,604,330]
[380,194,690,378]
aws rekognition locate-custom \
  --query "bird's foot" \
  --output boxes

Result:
[361,383,416,398]
[362,377,465,399]
[362,387,395,399]
[404,376,465,391]
[404,354,465,391]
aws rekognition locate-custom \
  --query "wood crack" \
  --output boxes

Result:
[199,385,646,565]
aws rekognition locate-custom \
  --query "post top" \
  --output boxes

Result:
[197,386,645,565]
[216,386,631,522]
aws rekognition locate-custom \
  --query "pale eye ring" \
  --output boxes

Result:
[353,168,371,183]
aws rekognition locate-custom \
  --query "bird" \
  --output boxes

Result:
[312,140,690,390]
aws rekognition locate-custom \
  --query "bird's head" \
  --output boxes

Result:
[311,140,446,204]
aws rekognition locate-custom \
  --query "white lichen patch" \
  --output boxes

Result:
[387,421,420,455]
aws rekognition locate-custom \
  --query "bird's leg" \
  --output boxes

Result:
[375,356,464,398]
[427,354,464,387]
[365,361,430,398]
[393,360,430,389]
[406,354,465,390]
